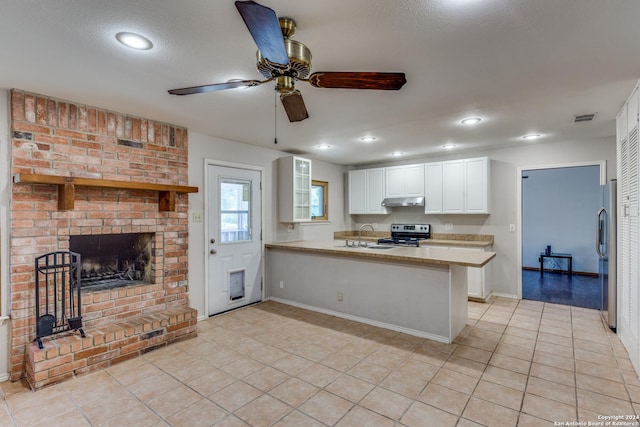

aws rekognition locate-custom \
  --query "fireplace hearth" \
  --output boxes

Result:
[69,233,153,291]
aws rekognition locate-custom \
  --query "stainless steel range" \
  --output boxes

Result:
[377,223,431,247]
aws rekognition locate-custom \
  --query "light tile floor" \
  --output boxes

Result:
[1,297,639,426]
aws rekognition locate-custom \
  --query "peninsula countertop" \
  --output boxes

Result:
[265,240,495,268]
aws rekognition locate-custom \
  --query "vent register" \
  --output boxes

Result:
[574,113,597,123]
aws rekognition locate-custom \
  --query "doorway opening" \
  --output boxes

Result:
[520,163,603,309]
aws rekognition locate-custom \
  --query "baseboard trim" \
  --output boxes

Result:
[490,292,519,300]
[522,266,598,277]
[267,297,451,344]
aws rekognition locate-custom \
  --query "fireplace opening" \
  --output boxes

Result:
[69,233,153,291]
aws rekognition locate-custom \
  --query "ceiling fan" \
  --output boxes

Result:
[168,0,407,122]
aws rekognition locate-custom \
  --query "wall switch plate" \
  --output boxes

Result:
[509,224,516,232]
[279,281,284,289]
[445,223,453,231]
[192,212,203,223]
[337,292,343,301]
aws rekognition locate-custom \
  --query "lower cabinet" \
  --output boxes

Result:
[426,245,493,301]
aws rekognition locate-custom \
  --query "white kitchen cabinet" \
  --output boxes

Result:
[465,157,490,213]
[385,164,425,198]
[425,157,490,214]
[442,160,465,213]
[385,166,404,198]
[348,168,390,214]
[425,162,443,213]
[348,170,367,213]
[278,156,312,222]
[424,244,493,301]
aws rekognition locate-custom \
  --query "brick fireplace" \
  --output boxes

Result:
[9,90,198,389]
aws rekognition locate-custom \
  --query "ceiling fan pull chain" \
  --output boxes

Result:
[274,89,278,144]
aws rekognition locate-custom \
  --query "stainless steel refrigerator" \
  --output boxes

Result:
[597,179,617,331]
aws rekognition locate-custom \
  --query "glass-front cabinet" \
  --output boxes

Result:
[278,156,312,222]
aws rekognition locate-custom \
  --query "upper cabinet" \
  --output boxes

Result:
[278,156,312,222]
[464,157,490,213]
[425,157,490,214]
[347,157,489,215]
[442,160,465,213]
[424,162,443,213]
[348,168,390,215]
[385,164,425,198]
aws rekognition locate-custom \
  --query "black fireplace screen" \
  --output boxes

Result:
[34,251,85,349]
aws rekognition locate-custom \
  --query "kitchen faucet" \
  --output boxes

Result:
[358,223,375,247]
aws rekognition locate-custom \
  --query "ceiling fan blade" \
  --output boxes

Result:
[168,79,263,95]
[235,1,289,66]
[280,90,309,122]
[307,72,407,90]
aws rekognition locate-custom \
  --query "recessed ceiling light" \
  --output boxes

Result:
[391,151,404,157]
[316,144,331,150]
[522,134,541,140]
[461,117,481,125]
[441,144,457,149]
[116,32,153,50]
[360,136,376,143]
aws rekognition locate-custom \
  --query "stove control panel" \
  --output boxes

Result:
[390,224,430,233]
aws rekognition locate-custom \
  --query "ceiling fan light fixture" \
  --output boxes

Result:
[360,136,376,143]
[115,32,153,50]
[461,117,481,125]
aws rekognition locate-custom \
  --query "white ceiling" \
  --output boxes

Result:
[1,0,640,165]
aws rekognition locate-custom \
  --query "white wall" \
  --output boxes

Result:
[187,131,349,318]
[522,165,601,273]
[351,137,617,298]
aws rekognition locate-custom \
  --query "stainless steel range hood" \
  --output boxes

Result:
[381,196,425,207]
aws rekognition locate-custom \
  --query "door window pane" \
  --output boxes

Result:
[220,179,251,242]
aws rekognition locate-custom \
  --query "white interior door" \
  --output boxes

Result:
[207,164,262,316]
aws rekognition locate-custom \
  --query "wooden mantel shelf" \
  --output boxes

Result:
[13,173,199,212]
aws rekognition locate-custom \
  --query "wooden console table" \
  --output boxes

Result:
[538,252,573,277]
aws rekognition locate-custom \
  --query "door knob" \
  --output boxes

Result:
[210,249,217,254]
[210,238,216,244]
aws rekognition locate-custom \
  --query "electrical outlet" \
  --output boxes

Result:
[509,224,516,232]
[337,292,343,301]
[279,281,284,289]
[445,223,453,231]
[287,224,294,232]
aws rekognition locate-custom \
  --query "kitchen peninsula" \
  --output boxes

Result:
[265,241,495,343]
